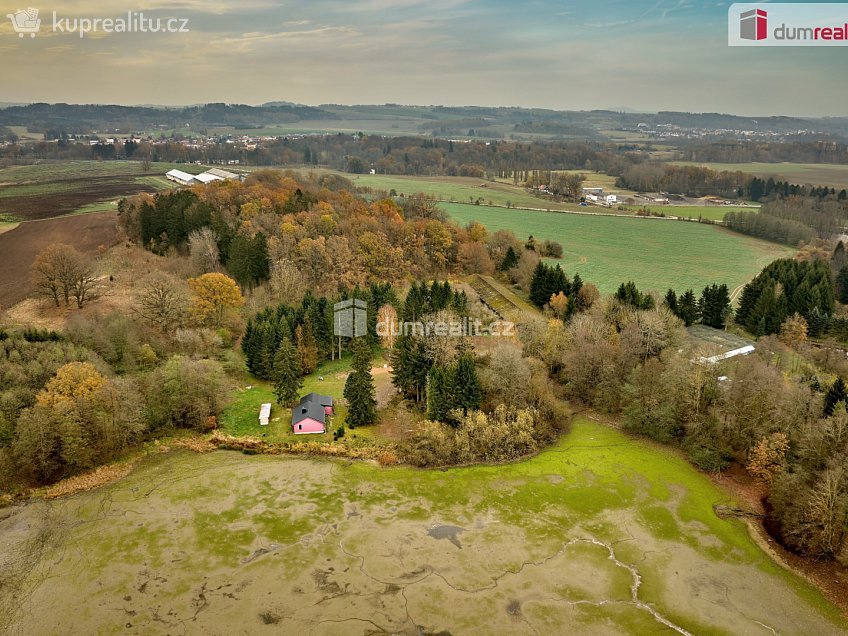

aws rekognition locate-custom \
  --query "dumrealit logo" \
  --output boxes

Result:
[740,8,767,41]
[730,3,848,46]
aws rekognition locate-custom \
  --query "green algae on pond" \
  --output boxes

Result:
[0,418,845,635]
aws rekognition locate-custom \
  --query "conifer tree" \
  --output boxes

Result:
[273,337,302,407]
[678,290,700,327]
[824,377,848,416]
[390,332,429,402]
[453,353,481,415]
[345,338,377,428]
[664,289,679,315]
[529,262,549,308]
[699,284,732,329]
[426,365,451,422]
[500,246,519,271]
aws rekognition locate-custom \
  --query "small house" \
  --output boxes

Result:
[292,393,334,434]
[259,403,271,426]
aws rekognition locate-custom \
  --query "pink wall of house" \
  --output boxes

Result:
[324,406,333,416]
[294,417,325,434]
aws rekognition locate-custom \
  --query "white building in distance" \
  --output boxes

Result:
[165,169,198,185]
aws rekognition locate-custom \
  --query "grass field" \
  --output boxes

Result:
[0,161,192,221]
[219,354,391,444]
[348,173,583,211]
[207,118,429,137]
[443,202,795,294]
[620,204,749,222]
[7,125,42,141]
[3,417,844,634]
[672,161,848,189]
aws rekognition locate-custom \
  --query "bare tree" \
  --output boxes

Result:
[31,244,97,308]
[134,272,188,330]
[138,141,153,172]
[481,343,531,408]
[188,227,221,274]
[70,261,98,309]
[32,246,66,306]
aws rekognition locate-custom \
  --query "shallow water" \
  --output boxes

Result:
[0,420,844,635]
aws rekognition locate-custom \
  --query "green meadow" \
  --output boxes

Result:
[443,202,795,294]
[620,204,752,222]
[348,173,582,211]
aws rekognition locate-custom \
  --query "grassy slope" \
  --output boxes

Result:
[347,172,745,222]
[0,160,201,184]
[443,202,795,294]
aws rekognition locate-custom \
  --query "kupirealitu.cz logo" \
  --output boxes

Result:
[730,3,848,46]
[6,7,190,38]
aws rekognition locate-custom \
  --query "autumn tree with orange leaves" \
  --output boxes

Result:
[188,273,244,326]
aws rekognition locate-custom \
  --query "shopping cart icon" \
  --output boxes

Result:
[6,7,41,38]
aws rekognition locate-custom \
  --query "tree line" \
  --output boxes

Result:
[663,284,731,328]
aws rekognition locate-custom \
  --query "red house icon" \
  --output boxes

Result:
[740,8,768,41]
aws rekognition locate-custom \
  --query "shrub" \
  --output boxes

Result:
[22,328,62,343]
[685,439,731,473]
[144,356,228,430]
[401,406,542,467]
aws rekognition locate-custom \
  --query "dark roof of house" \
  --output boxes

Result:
[299,393,333,407]
[291,393,333,426]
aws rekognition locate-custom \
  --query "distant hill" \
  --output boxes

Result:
[1,102,846,140]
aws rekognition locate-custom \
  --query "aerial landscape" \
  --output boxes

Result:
[2,1,848,635]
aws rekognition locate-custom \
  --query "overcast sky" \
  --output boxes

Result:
[0,0,845,116]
